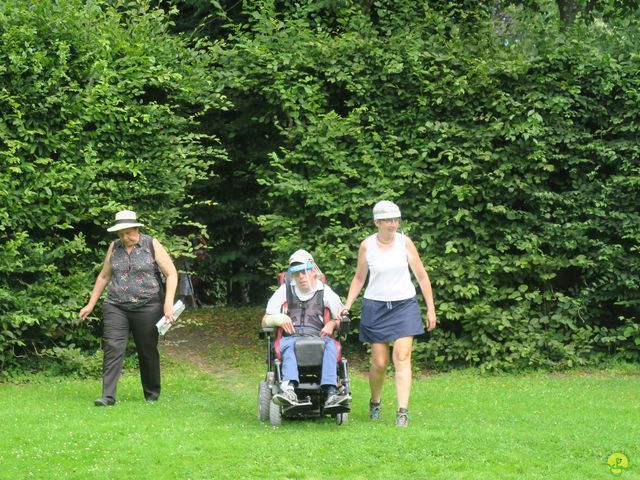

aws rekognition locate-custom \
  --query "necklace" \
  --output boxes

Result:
[376,234,394,246]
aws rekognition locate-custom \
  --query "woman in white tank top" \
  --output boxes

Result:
[342,200,436,427]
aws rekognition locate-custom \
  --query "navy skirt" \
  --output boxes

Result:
[359,296,424,343]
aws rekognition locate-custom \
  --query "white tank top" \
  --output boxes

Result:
[363,233,416,301]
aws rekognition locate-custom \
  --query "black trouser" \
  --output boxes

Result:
[101,298,162,401]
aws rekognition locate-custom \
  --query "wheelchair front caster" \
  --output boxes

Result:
[335,412,349,425]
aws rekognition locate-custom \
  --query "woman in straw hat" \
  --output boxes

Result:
[341,200,436,427]
[79,210,178,406]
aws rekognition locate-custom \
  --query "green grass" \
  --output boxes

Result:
[2,362,638,479]
[1,307,639,479]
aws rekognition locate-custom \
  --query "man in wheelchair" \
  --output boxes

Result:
[261,249,351,410]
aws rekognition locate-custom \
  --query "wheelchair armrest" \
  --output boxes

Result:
[259,327,275,339]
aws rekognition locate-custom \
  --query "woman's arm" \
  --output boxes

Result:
[153,238,179,321]
[78,243,114,320]
[341,240,369,313]
[406,236,437,331]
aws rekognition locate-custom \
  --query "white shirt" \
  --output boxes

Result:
[363,233,416,301]
[265,280,343,318]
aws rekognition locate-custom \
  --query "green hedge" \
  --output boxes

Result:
[0,0,227,371]
[3,0,639,372]
[212,2,640,370]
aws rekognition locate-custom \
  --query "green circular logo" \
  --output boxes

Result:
[608,452,629,476]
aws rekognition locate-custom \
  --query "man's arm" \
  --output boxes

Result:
[262,284,295,334]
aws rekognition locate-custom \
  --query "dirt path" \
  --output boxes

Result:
[158,306,369,376]
[159,306,263,375]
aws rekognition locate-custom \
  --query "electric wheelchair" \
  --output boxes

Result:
[257,274,352,426]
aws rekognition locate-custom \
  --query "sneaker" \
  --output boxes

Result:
[272,388,299,406]
[324,393,351,408]
[396,409,409,427]
[369,400,382,420]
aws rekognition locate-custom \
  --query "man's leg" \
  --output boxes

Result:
[321,337,351,407]
[272,336,301,405]
[278,336,300,384]
[319,336,338,387]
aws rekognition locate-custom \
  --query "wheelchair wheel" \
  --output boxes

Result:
[258,380,271,421]
[335,412,349,425]
[269,400,282,427]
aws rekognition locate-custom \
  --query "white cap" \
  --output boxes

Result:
[107,210,144,232]
[373,200,401,220]
[288,249,314,266]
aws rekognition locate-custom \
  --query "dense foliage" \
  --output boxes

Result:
[3,0,639,372]
[206,1,640,370]
[0,0,227,371]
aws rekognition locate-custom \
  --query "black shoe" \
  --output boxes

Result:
[94,397,115,407]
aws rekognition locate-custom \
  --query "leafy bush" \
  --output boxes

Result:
[0,0,228,370]
[212,2,640,370]
[42,346,103,378]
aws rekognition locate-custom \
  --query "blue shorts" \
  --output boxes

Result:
[359,296,424,343]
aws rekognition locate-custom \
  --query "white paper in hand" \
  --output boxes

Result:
[156,300,186,335]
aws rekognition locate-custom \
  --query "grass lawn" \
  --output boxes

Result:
[1,307,639,479]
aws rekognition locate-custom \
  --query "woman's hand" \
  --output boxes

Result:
[164,303,176,324]
[78,305,94,321]
[426,310,437,331]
